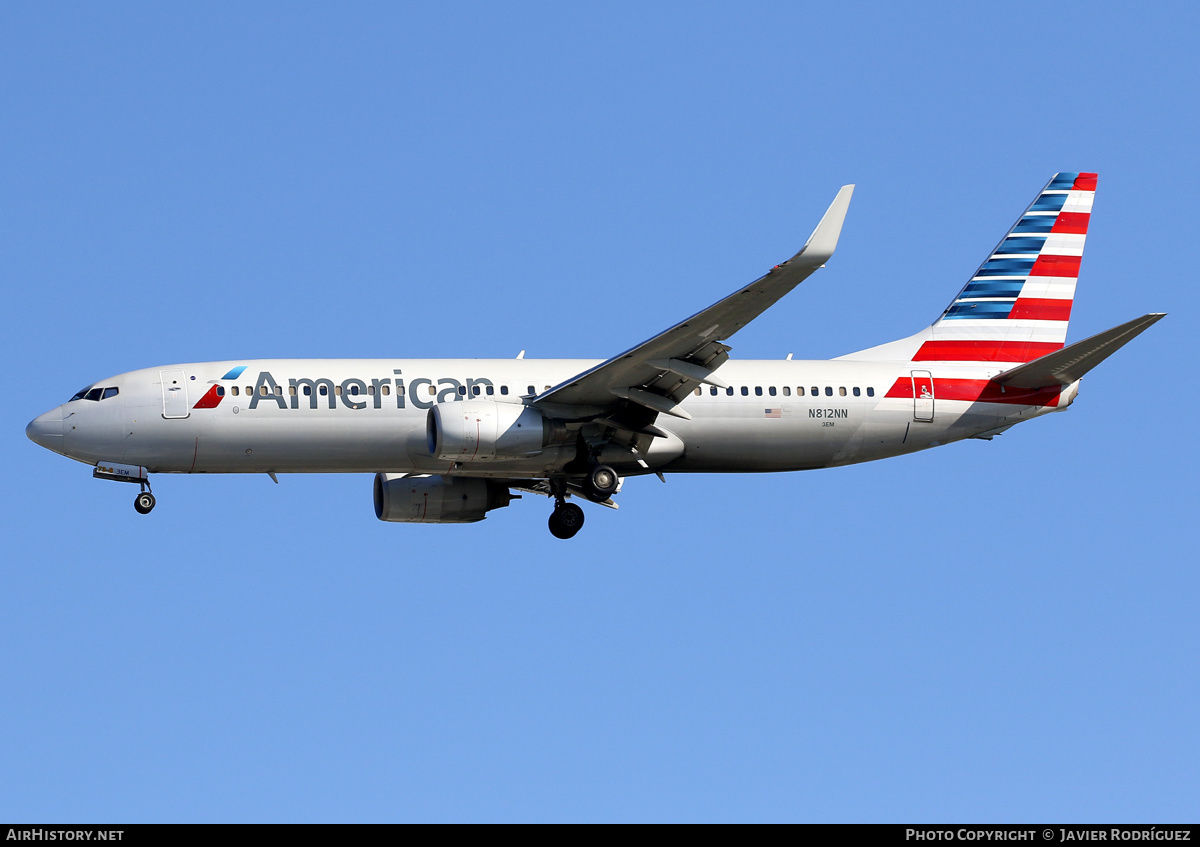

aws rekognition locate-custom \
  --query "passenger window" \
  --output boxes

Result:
[245,386,252,396]
[458,385,466,396]
[867,387,875,397]
[304,386,312,396]
[500,385,508,396]
[486,385,494,396]
[783,386,791,396]
[769,386,777,396]
[754,386,763,396]
[348,385,358,395]
[825,386,833,396]
[258,385,267,396]
[368,385,375,396]
[335,386,343,396]
[382,385,390,396]
[544,385,551,391]
[319,385,328,396]
[839,387,846,397]
[811,386,818,396]
[853,387,861,396]
[740,386,749,396]
[427,385,436,397]
[694,387,701,396]
[288,386,297,396]
[527,385,535,395]
[231,386,239,397]
[214,386,223,398]
[797,387,805,396]
[710,387,718,396]
[726,387,734,396]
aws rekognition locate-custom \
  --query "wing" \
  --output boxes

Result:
[533,184,855,425]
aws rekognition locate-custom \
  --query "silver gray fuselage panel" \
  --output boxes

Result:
[44,358,1067,477]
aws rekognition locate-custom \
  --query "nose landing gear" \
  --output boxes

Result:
[133,478,156,515]
[93,462,156,515]
[134,489,156,514]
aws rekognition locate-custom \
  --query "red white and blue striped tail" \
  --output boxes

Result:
[920,172,1096,364]
[839,173,1097,365]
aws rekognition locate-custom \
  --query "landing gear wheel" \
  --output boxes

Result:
[587,465,619,499]
[548,502,585,539]
[134,491,156,514]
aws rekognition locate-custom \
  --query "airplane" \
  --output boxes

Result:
[26,173,1164,539]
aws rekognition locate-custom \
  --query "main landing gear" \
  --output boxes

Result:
[545,464,619,539]
[585,464,618,501]
[547,477,585,540]
[548,502,585,539]
[134,483,156,515]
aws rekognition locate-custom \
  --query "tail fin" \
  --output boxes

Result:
[840,173,1097,363]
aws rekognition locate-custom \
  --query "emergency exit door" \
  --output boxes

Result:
[160,369,190,419]
[911,370,934,422]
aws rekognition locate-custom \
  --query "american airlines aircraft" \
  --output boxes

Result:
[26,173,1163,538]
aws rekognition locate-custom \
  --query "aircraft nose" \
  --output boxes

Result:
[26,406,65,451]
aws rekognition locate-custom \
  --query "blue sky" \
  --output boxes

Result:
[3,2,1196,822]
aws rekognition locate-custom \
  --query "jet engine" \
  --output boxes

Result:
[426,400,550,461]
[374,473,515,523]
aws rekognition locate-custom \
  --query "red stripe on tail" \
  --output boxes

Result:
[1051,212,1090,234]
[1008,299,1073,321]
[1030,254,1081,277]
[912,340,1063,363]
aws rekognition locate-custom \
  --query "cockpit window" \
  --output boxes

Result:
[70,385,119,402]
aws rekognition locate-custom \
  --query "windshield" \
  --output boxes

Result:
[68,385,119,402]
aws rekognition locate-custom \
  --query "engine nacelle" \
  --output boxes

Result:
[427,400,548,461]
[374,473,515,523]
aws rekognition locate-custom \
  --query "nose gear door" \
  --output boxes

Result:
[160,369,190,419]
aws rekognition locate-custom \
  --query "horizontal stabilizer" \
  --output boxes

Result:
[995,313,1165,389]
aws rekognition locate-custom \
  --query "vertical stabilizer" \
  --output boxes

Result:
[920,172,1096,363]
[840,173,1097,363]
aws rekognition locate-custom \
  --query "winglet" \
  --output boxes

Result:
[797,184,855,265]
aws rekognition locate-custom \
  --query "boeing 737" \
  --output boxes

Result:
[26,173,1163,538]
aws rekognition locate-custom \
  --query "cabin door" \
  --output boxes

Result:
[911,370,934,422]
[160,369,190,419]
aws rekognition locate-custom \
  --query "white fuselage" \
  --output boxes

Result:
[31,358,1076,478]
